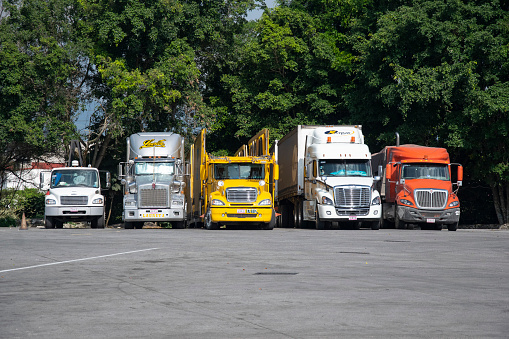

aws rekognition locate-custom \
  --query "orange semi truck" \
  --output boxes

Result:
[371,136,463,231]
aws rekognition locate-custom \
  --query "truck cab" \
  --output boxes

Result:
[41,160,110,228]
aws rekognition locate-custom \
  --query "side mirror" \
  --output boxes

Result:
[39,171,50,190]
[457,165,463,182]
[273,164,279,181]
[378,165,383,177]
[374,176,381,182]
[106,172,111,189]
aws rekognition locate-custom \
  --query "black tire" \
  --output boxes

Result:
[315,208,327,230]
[45,217,55,229]
[262,210,276,230]
[395,211,407,229]
[91,215,105,229]
[205,209,219,230]
[124,222,134,229]
[172,221,186,229]
[55,220,64,229]
[134,222,144,229]
[447,222,458,231]
[293,201,303,228]
[371,219,381,230]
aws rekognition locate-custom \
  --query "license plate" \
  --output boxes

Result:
[349,216,357,221]
[141,213,164,218]
[427,218,436,223]
[237,209,257,214]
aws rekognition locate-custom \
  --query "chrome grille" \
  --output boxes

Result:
[334,186,370,207]
[140,188,168,208]
[226,187,257,202]
[61,196,88,205]
[415,189,447,209]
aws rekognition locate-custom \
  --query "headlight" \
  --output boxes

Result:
[217,181,224,187]
[211,199,225,206]
[172,200,184,206]
[124,200,136,206]
[46,199,56,205]
[92,198,103,204]
[449,201,460,207]
[321,196,333,205]
[259,180,266,186]
[400,199,413,206]
[371,196,381,205]
[259,199,271,206]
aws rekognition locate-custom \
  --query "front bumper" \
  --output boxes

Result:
[45,206,104,221]
[317,204,382,222]
[123,207,186,222]
[210,207,274,224]
[397,205,460,224]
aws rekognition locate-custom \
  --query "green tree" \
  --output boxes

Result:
[0,0,89,206]
[347,0,509,224]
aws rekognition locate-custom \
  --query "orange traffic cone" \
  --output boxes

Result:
[19,212,28,230]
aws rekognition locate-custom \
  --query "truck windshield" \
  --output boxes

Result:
[135,162,174,176]
[319,160,371,177]
[215,164,264,180]
[402,164,450,180]
[51,170,99,188]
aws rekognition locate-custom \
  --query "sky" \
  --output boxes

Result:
[247,0,276,20]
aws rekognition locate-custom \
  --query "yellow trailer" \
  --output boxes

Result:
[187,129,278,230]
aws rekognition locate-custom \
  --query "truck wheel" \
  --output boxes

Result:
[205,210,219,230]
[263,210,276,230]
[124,222,134,229]
[447,222,458,231]
[315,208,327,230]
[55,220,64,229]
[134,222,144,229]
[172,221,186,229]
[371,219,381,230]
[91,215,105,229]
[45,217,55,229]
[395,212,407,229]
[294,201,304,228]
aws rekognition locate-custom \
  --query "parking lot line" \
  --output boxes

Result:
[0,248,159,273]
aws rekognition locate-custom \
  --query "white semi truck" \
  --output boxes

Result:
[275,125,382,229]
[118,132,187,229]
[40,141,111,229]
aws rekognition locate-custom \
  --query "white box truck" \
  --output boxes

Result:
[40,141,110,228]
[275,125,382,229]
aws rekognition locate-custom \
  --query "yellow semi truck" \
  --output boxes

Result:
[187,129,278,230]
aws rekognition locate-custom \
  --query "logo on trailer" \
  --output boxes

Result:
[325,130,354,135]
[140,139,166,149]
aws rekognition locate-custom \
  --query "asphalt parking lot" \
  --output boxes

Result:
[1,227,508,339]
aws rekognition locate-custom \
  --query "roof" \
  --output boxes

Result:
[388,144,450,164]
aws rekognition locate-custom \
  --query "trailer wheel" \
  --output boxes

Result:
[293,201,303,228]
[45,217,55,229]
[205,209,219,230]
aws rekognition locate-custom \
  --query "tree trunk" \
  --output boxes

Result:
[491,184,505,225]
[91,133,112,169]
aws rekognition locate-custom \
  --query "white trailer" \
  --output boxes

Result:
[275,125,382,229]
[118,132,186,229]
